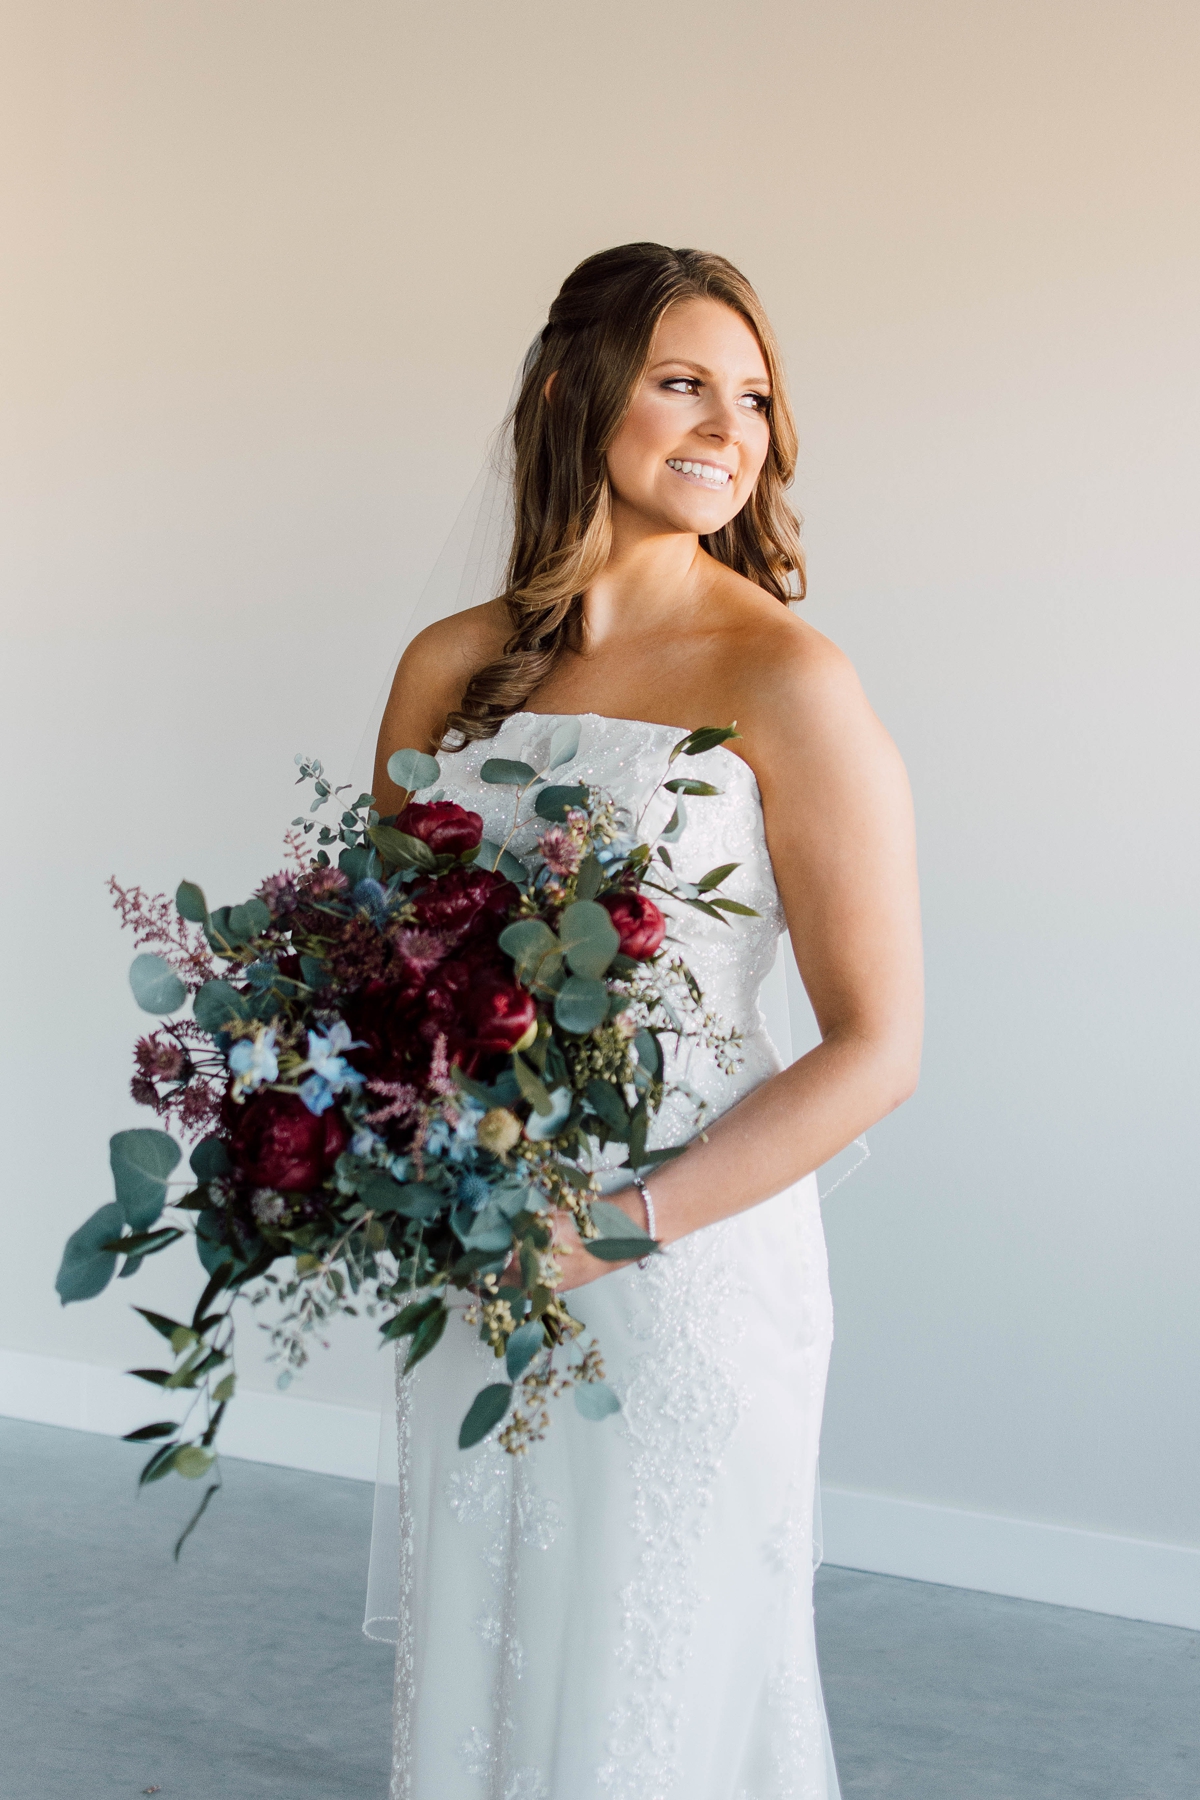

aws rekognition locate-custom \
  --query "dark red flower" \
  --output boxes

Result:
[463,968,537,1054]
[410,865,517,941]
[600,890,666,960]
[396,800,483,856]
[228,1091,348,1193]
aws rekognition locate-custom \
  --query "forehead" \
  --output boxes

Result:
[649,296,768,379]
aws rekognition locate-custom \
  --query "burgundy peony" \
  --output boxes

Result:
[410,865,517,941]
[462,968,537,1054]
[600,890,666,960]
[396,800,483,856]
[228,1091,349,1192]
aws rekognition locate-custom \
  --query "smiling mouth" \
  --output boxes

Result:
[666,458,733,489]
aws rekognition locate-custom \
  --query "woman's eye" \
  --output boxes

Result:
[740,392,771,413]
[662,378,700,395]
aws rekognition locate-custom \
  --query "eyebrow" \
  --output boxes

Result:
[648,356,770,388]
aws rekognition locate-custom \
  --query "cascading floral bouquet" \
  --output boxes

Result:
[57,720,754,1550]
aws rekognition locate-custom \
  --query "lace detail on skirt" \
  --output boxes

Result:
[388,1355,417,1800]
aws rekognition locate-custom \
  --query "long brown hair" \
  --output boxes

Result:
[444,242,804,746]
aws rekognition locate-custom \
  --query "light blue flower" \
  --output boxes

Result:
[595,833,638,868]
[299,1073,335,1115]
[228,1027,279,1097]
[302,1021,364,1103]
[351,1127,380,1159]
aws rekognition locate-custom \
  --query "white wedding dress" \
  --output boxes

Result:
[381,712,840,1800]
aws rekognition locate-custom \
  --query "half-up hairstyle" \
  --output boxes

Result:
[444,242,804,746]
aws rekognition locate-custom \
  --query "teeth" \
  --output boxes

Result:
[667,459,731,485]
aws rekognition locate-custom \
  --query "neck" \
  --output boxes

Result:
[582,499,706,646]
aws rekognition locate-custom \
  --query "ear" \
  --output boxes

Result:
[543,369,558,403]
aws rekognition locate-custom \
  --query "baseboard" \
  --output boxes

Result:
[5,1346,1197,1632]
[0,1345,381,1483]
[819,1484,1200,1632]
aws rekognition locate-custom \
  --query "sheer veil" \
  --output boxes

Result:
[358,339,867,1642]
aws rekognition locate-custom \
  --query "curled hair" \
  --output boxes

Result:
[444,242,804,745]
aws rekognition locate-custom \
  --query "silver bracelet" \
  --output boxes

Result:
[631,1174,657,1269]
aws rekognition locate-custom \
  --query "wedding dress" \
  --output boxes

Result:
[384,709,840,1800]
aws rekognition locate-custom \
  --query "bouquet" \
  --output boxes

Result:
[57,720,753,1550]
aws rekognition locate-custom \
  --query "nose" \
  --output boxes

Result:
[698,388,744,446]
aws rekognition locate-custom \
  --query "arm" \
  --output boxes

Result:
[553,631,923,1286]
[371,601,510,814]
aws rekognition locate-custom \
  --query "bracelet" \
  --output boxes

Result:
[631,1174,657,1269]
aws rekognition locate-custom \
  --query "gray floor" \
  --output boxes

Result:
[1,1418,1196,1799]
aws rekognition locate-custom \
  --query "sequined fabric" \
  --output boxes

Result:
[389,714,839,1800]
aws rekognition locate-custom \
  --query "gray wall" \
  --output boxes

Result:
[2,1,1197,1548]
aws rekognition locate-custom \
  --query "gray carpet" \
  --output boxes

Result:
[1,1416,1196,1799]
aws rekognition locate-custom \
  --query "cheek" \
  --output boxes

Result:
[606,396,675,482]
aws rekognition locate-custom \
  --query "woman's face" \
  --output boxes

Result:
[604,296,772,538]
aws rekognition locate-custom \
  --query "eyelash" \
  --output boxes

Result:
[661,377,770,414]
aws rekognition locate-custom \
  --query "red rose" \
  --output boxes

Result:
[396,800,483,856]
[410,865,517,941]
[228,1091,348,1192]
[600,891,666,960]
[464,969,537,1054]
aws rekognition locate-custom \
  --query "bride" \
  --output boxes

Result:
[370,242,923,1800]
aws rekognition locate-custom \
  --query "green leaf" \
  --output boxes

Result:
[546,718,581,769]
[458,1382,513,1448]
[696,862,740,890]
[554,976,608,1035]
[590,1199,653,1243]
[139,1440,181,1485]
[387,748,441,792]
[498,917,561,986]
[129,1367,172,1387]
[679,895,730,923]
[227,899,271,941]
[521,1083,572,1140]
[628,1096,649,1168]
[55,1202,125,1303]
[133,1307,188,1343]
[299,954,330,989]
[362,1175,444,1221]
[574,1380,621,1420]
[170,1325,198,1354]
[476,839,527,883]
[480,758,539,786]
[212,1373,236,1403]
[558,900,620,979]
[574,852,604,901]
[381,1295,443,1340]
[338,844,376,886]
[123,1420,178,1442]
[709,896,760,916]
[583,1237,660,1262]
[663,778,721,797]
[633,1029,661,1077]
[189,1137,231,1182]
[193,980,249,1032]
[100,1225,183,1257]
[511,1053,554,1115]
[404,1302,448,1373]
[369,824,437,871]
[129,952,188,1015]
[174,1481,221,1559]
[192,1261,234,1330]
[635,1143,688,1169]
[585,1077,629,1132]
[534,784,589,821]
[675,724,741,758]
[505,1319,545,1381]
[109,1128,181,1231]
[660,797,687,843]
[173,1444,216,1480]
[175,880,209,923]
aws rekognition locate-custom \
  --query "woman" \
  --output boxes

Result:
[372,243,922,1800]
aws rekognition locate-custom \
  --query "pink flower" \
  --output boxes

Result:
[258,871,299,916]
[302,866,350,900]
[135,1035,185,1081]
[538,826,581,877]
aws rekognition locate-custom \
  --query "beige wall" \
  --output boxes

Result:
[3,2,1198,1542]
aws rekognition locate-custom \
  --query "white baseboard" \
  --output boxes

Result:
[5,1346,1198,1632]
[819,1484,1200,1632]
[0,1345,381,1483]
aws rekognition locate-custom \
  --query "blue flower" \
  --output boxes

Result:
[228,1026,279,1098]
[301,1022,364,1105]
[299,1073,335,1115]
[456,1172,492,1213]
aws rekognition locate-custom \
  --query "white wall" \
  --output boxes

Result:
[2,2,1197,1565]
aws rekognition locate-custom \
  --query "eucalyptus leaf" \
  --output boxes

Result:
[193,980,249,1033]
[173,1445,215,1480]
[696,861,739,890]
[369,824,436,871]
[585,1078,629,1133]
[590,1199,653,1243]
[558,900,620,978]
[660,796,687,843]
[498,918,560,985]
[534,784,589,822]
[574,852,604,901]
[710,896,759,916]
[476,839,527,883]
[387,748,441,793]
[458,1382,513,1449]
[521,1083,572,1139]
[55,1202,125,1303]
[574,1380,621,1420]
[189,1137,231,1182]
[505,1319,545,1381]
[227,899,270,941]
[554,976,608,1035]
[175,880,208,923]
[511,1054,554,1116]
[110,1129,182,1231]
[122,1420,178,1442]
[633,1029,661,1076]
[299,954,330,989]
[480,758,539,786]
[679,724,741,756]
[663,778,721,796]
[129,953,187,1015]
[338,844,376,886]
[404,1302,448,1373]
[546,717,581,769]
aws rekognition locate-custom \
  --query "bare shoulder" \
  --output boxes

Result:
[396,598,510,694]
